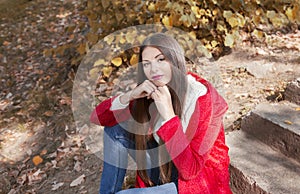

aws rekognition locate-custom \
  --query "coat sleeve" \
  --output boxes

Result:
[156,84,228,180]
[90,96,132,126]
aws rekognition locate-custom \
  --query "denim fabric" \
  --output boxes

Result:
[116,182,177,194]
[99,123,177,194]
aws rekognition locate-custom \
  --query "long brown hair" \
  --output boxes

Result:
[131,33,187,186]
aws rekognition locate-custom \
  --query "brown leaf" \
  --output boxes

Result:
[59,96,72,105]
[32,155,43,166]
[44,111,54,117]
[3,41,11,46]
[40,149,47,156]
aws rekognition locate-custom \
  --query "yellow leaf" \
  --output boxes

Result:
[253,15,261,26]
[228,17,239,28]
[285,5,299,21]
[224,33,234,47]
[199,9,206,16]
[125,32,135,44]
[148,2,156,12]
[94,59,106,67]
[130,54,138,66]
[223,10,233,19]
[180,15,191,27]
[89,68,99,80]
[32,155,43,166]
[212,8,220,16]
[137,34,146,44]
[170,12,182,26]
[252,29,265,39]
[205,9,212,17]
[162,15,172,26]
[236,13,246,27]
[119,36,126,44]
[104,36,115,45]
[102,67,113,77]
[217,24,226,32]
[189,31,197,40]
[191,6,200,18]
[211,40,218,47]
[284,120,293,125]
[295,107,300,111]
[111,57,122,67]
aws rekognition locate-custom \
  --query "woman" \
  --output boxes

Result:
[90,33,232,194]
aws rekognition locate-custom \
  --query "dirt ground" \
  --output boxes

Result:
[0,0,299,194]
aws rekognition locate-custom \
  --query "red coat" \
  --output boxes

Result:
[90,73,232,194]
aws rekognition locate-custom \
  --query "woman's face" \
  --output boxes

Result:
[141,46,172,87]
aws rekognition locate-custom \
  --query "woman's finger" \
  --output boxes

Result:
[144,80,157,91]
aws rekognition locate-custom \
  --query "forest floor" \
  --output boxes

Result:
[0,0,300,194]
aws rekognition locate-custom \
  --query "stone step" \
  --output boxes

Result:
[226,130,300,194]
[241,101,300,163]
[285,78,300,105]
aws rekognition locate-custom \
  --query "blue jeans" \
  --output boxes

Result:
[99,123,178,194]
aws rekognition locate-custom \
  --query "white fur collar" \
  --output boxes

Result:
[153,74,207,142]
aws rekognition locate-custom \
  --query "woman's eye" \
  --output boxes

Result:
[143,62,150,67]
[158,58,165,62]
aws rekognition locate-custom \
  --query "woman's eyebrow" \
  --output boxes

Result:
[154,53,164,58]
[142,53,164,62]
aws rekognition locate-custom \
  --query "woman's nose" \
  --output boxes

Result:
[150,62,158,73]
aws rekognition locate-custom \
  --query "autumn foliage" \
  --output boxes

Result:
[81,0,300,54]
[46,0,300,78]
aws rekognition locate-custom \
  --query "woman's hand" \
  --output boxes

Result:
[151,85,175,121]
[120,80,157,104]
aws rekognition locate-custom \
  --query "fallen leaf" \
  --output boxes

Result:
[59,96,72,105]
[0,99,11,111]
[70,174,85,187]
[284,120,293,125]
[32,155,43,166]
[74,161,82,172]
[111,57,122,67]
[102,66,113,77]
[130,54,138,66]
[93,58,106,67]
[44,111,54,117]
[295,107,300,111]
[52,182,64,191]
[28,169,45,185]
[40,149,47,156]
[8,189,17,194]
[224,33,234,47]
[17,174,27,186]
[3,41,11,46]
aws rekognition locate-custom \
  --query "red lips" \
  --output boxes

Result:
[151,75,163,80]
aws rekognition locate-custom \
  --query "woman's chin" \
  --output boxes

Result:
[153,80,166,87]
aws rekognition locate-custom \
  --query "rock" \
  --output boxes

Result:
[284,78,300,105]
[246,61,275,78]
